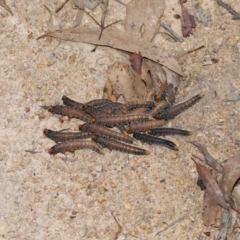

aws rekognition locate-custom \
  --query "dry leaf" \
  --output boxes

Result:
[203,189,220,226]
[130,52,143,74]
[37,27,186,76]
[180,0,196,37]
[193,160,229,210]
[0,0,12,15]
[125,0,165,41]
[106,62,147,102]
[202,170,221,226]
[221,151,240,213]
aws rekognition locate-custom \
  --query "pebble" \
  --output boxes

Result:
[226,93,240,101]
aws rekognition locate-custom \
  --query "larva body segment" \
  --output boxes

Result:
[148,127,191,136]
[43,129,91,142]
[119,100,155,113]
[83,99,112,109]
[125,120,166,134]
[48,105,94,123]
[49,139,104,154]
[95,114,153,127]
[133,132,178,150]
[62,96,83,110]
[155,93,204,120]
[80,123,136,144]
[148,101,171,117]
[92,136,150,155]
[100,102,124,115]
[84,106,110,117]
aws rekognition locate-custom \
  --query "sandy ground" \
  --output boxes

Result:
[0,0,240,239]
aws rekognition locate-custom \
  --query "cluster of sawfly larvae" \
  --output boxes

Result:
[43,93,203,155]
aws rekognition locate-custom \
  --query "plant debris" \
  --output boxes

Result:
[192,157,229,210]
[221,151,240,213]
[124,0,165,41]
[0,0,12,15]
[180,0,196,37]
[217,0,240,20]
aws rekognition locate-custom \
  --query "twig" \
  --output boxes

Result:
[55,0,69,13]
[160,22,184,43]
[217,208,231,240]
[155,215,186,236]
[75,6,121,40]
[217,0,240,20]
[111,211,122,240]
[189,141,223,173]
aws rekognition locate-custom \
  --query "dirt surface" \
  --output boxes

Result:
[1,0,240,239]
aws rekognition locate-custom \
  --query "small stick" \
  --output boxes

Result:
[155,215,186,236]
[161,22,184,42]
[148,128,191,136]
[133,132,178,150]
[111,211,123,240]
[125,120,166,134]
[92,135,150,155]
[55,0,69,13]
[217,0,240,20]
[43,129,91,142]
[49,139,104,154]
[189,141,223,173]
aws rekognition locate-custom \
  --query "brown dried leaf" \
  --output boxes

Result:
[180,0,196,37]
[125,0,165,41]
[37,27,186,76]
[221,151,240,213]
[193,160,229,210]
[202,170,221,226]
[202,189,220,226]
[130,52,143,75]
[106,62,147,102]
[0,0,12,15]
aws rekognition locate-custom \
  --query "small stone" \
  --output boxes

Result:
[84,0,100,9]
[226,93,240,101]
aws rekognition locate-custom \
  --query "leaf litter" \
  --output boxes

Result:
[191,142,240,238]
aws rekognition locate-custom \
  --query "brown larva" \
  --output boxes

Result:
[43,129,92,142]
[95,114,153,127]
[92,135,150,155]
[83,99,112,109]
[148,101,171,117]
[155,93,204,120]
[79,123,137,144]
[48,139,104,154]
[133,132,178,150]
[125,120,166,134]
[62,96,83,110]
[48,105,94,123]
[119,100,155,113]
[148,128,191,136]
